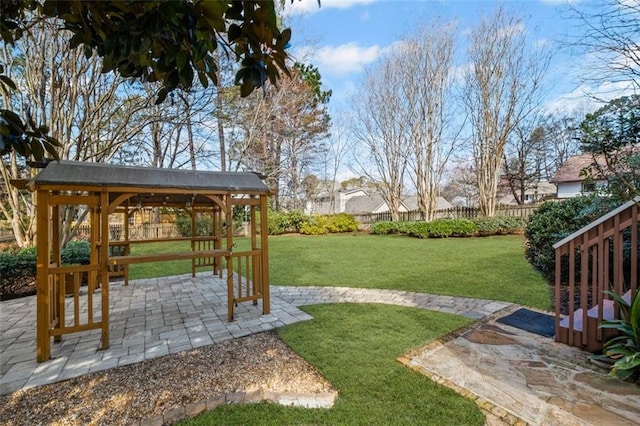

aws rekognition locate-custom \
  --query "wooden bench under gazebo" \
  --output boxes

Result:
[18,161,271,362]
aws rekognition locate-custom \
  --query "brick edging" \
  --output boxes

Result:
[138,390,338,425]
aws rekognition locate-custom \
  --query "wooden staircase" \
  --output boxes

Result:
[553,198,639,352]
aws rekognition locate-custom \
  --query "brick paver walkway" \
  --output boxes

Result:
[0,275,508,396]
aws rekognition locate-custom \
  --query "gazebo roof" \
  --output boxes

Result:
[29,161,269,193]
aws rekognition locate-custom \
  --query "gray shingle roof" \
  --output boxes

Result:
[30,161,268,193]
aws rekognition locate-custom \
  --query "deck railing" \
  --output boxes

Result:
[553,197,639,352]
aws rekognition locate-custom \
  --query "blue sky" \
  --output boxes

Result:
[282,0,633,119]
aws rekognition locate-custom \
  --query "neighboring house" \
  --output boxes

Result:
[306,189,452,215]
[400,195,453,212]
[551,153,608,199]
[306,188,369,215]
[498,180,557,205]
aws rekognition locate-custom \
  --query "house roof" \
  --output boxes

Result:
[402,195,452,211]
[29,161,269,193]
[345,193,386,213]
[551,153,607,184]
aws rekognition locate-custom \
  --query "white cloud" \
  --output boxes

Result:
[311,43,383,75]
[544,80,637,114]
[285,0,377,16]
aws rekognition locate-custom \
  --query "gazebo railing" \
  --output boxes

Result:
[46,264,102,340]
[226,250,267,321]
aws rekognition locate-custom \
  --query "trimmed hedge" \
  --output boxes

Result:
[0,247,36,300]
[472,216,526,235]
[1,240,94,300]
[370,221,399,235]
[371,216,522,239]
[61,240,91,265]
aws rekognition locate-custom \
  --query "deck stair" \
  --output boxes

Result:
[559,290,632,332]
[553,198,638,352]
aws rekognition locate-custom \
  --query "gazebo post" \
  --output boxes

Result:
[99,191,110,350]
[36,189,51,362]
[260,194,270,315]
[51,203,61,343]
[225,194,234,321]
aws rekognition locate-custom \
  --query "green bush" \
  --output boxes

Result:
[0,247,36,300]
[396,221,417,234]
[424,218,478,238]
[61,239,91,265]
[472,216,526,235]
[175,215,214,237]
[403,221,430,238]
[371,221,399,235]
[286,210,310,232]
[525,196,620,281]
[268,210,290,235]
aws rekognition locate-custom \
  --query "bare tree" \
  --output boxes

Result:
[228,64,330,210]
[401,23,460,221]
[351,58,411,221]
[1,19,152,247]
[321,116,352,213]
[462,7,549,216]
[572,0,640,91]
[502,117,548,205]
[539,114,581,179]
[441,162,478,207]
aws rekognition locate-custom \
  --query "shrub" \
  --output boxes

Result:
[268,210,290,235]
[403,222,430,238]
[448,218,477,237]
[371,221,399,235]
[325,213,359,233]
[175,215,214,237]
[472,216,526,235]
[299,216,329,235]
[286,210,309,232]
[425,219,454,238]
[525,196,620,281]
[61,240,91,265]
[396,221,417,234]
[0,247,36,300]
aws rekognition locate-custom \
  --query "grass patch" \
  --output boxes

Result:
[181,303,483,426]
[128,234,550,310]
[269,234,550,310]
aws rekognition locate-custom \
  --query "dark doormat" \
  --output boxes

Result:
[496,308,555,338]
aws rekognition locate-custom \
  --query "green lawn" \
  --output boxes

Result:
[181,303,484,426]
[130,233,550,425]
[129,234,551,310]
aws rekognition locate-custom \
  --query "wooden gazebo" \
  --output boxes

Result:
[22,161,270,362]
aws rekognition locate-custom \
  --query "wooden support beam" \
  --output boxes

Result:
[36,190,51,362]
[100,191,110,350]
[260,195,270,315]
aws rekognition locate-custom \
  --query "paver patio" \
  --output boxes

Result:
[1,274,639,425]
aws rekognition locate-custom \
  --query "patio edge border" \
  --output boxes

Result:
[137,389,339,426]
[397,305,529,426]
